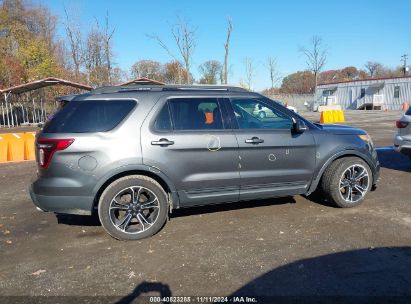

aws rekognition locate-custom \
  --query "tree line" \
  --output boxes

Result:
[0,0,407,95]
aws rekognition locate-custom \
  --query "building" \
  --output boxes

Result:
[315,76,411,110]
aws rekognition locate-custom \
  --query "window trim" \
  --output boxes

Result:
[227,97,294,131]
[159,96,228,132]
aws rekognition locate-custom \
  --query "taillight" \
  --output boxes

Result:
[37,138,74,169]
[396,120,409,128]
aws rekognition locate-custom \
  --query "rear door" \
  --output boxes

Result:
[141,96,240,207]
[224,96,316,200]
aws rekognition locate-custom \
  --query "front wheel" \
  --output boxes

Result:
[321,157,372,208]
[98,175,168,240]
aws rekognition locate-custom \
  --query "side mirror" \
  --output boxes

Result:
[292,117,308,133]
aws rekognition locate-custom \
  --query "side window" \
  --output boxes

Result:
[168,98,223,130]
[231,98,292,129]
[154,103,172,131]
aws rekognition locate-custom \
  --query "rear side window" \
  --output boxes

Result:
[43,99,136,133]
[406,107,411,116]
[168,98,223,130]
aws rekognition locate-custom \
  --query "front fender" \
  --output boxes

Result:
[307,149,379,195]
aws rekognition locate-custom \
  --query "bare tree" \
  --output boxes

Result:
[364,61,382,77]
[63,7,83,78]
[131,60,163,81]
[198,60,222,84]
[266,57,281,90]
[148,16,196,84]
[300,35,327,92]
[223,17,233,84]
[244,57,255,90]
[103,12,115,84]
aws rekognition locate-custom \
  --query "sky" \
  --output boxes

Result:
[37,0,411,90]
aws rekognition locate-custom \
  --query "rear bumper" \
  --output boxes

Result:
[29,185,94,215]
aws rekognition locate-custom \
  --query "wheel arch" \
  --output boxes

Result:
[92,165,179,214]
[307,150,377,195]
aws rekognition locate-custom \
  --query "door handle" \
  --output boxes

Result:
[151,138,175,146]
[245,137,264,144]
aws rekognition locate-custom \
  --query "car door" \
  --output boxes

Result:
[141,95,240,207]
[224,96,316,200]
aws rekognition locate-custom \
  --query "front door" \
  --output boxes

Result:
[226,97,316,200]
[141,96,240,207]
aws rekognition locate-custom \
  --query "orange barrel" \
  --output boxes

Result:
[0,135,7,163]
[4,133,25,162]
[22,132,36,160]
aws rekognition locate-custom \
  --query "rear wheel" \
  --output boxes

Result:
[322,157,372,208]
[98,175,168,240]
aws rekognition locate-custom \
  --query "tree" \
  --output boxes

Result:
[148,16,196,84]
[223,17,232,84]
[243,57,255,90]
[364,61,382,77]
[198,60,222,84]
[163,60,190,84]
[266,57,281,90]
[280,71,315,94]
[300,36,327,92]
[130,60,163,81]
[102,12,115,84]
[63,7,83,79]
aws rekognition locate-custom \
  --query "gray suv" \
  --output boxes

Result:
[30,85,380,240]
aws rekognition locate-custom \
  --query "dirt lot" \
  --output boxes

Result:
[0,110,410,300]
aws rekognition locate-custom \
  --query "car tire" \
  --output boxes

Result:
[259,111,266,119]
[98,175,168,240]
[321,157,372,208]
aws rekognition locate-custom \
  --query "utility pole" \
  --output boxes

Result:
[401,54,408,76]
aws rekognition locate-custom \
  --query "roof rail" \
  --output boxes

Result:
[91,84,248,94]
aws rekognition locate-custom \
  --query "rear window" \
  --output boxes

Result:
[406,107,411,116]
[43,99,136,133]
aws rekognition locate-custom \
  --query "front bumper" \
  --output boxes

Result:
[30,185,94,215]
[393,135,411,155]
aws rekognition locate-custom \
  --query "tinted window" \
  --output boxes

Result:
[43,100,136,133]
[231,98,292,129]
[154,103,172,131]
[406,107,411,116]
[169,98,223,130]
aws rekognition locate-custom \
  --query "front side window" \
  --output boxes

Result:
[394,86,400,98]
[231,98,292,129]
[168,98,223,130]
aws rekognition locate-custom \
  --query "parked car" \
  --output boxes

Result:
[394,107,411,160]
[253,102,297,118]
[30,85,380,240]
